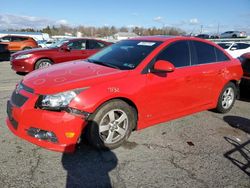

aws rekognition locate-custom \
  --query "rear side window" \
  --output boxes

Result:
[192,41,216,65]
[1,36,11,41]
[87,40,106,49]
[214,47,230,62]
[156,41,190,67]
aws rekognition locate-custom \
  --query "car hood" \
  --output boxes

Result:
[12,47,58,56]
[22,60,128,94]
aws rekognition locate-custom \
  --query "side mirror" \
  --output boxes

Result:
[152,60,175,73]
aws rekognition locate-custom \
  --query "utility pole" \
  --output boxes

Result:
[200,25,203,34]
[217,23,220,34]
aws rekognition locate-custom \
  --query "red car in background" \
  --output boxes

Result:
[6,36,243,153]
[239,52,250,86]
[10,38,111,73]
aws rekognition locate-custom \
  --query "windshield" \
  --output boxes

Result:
[49,39,69,48]
[217,43,232,49]
[87,40,162,70]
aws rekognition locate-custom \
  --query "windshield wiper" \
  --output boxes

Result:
[87,59,120,70]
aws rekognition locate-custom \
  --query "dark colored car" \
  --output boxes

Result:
[239,53,250,86]
[0,44,10,61]
[0,35,38,52]
[10,38,112,73]
[196,34,210,39]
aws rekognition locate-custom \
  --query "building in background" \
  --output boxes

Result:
[113,32,138,40]
[0,31,50,41]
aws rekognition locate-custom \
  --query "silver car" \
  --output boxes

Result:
[220,31,247,38]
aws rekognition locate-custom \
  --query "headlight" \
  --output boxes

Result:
[37,88,87,110]
[15,54,33,60]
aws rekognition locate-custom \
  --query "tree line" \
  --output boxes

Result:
[8,25,186,37]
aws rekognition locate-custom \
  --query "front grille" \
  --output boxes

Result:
[11,92,28,107]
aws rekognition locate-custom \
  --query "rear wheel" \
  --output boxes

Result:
[215,82,236,113]
[232,34,237,38]
[35,59,52,70]
[86,100,136,149]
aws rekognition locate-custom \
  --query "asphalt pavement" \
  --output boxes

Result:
[0,61,249,188]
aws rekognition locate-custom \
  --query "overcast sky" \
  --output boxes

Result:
[1,0,250,34]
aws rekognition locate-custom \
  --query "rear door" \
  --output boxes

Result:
[190,40,231,104]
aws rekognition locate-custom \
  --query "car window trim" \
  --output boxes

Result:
[141,39,192,74]
[67,39,86,50]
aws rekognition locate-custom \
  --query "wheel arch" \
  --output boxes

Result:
[34,57,54,69]
[91,97,139,130]
[22,46,33,50]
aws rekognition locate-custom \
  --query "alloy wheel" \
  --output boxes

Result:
[99,109,128,144]
[222,87,234,109]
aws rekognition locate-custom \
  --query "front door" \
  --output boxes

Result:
[55,39,88,63]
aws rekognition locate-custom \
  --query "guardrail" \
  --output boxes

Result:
[209,38,250,43]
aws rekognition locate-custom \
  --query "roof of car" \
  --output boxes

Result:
[217,42,249,44]
[128,35,202,42]
[242,52,250,58]
[3,35,31,38]
[67,37,110,43]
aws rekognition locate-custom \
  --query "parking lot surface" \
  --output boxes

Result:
[0,61,250,188]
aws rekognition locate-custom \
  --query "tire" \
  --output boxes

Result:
[232,34,237,38]
[35,59,52,70]
[215,82,236,113]
[23,47,32,50]
[86,99,136,150]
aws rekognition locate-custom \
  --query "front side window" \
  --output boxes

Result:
[49,39,69,48]
[192,41,216,65]
[156,41,190,67]
[88,40,162,70]
[214,47,230,62]
[67,40,86,50]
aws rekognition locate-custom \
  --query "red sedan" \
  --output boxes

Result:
[6,36,243,152]
[10,38,111,73]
